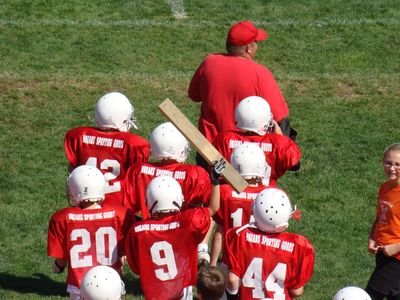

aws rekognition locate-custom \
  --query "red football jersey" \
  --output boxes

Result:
[125,208,211,300]
[225,226,315,300]
[122,161,211,219]
[64,127,150,205]
[213,130,301,186]
[213,184,267,264]
[47,205,133,288]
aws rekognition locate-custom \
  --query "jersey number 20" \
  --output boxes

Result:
[70,227,118,268]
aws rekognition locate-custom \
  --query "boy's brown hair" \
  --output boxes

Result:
[196,265,225,300]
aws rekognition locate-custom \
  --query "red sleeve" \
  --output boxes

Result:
[121,165,141,214]
[212,187,229,227]
[183,167,212,207]
[127,136,150,164]
[184,208,211,243]
[288,237,315,289]
[64,129,79,168]
[224,228,243,277]
[273,136,301,177]
[125,228,140,275]
[116,206,135,256]
[258,66,289,122]
[188,60,205,102]
[47,212,67,259]
[212,133,232,160]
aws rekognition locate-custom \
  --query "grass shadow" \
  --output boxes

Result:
[0,272,67,297]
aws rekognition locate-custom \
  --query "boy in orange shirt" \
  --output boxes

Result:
[366,143,400,300]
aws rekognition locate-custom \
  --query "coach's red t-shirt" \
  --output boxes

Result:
[188,54,289,142]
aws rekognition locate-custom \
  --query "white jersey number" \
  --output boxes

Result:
[150,241,178,281]
[243,258,287,299]
[230,208,255,228]
[85,157,121,194]
[70,227,118,268]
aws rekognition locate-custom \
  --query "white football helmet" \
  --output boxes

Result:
[68,165,106,207]
[333,286,371,300]
[80,265,125,300]
[230,142,268,180]
[95,92,137,132]
[146,176,184,215]
[150,122,190,163]
[235,96,273,136]
[252,187,293,233]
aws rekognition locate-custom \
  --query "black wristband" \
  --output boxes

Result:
[225,289,239,300]
[54,260,66,274]
[211,177,220,185]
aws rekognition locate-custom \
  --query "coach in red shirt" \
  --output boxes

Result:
[188,20,291,148]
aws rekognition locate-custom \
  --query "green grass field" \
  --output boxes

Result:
[1,0,400,299]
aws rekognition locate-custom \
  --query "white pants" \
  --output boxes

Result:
[181,286,193,300]
[67,284,80,300]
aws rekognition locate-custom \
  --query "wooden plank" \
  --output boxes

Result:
[158,98,248,193]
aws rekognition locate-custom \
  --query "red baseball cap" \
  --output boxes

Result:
[227,21,268,46]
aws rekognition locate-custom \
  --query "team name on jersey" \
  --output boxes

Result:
[82,135,124,149]
[231,191,258,200]
[229,140,272,152]
[140,165,186,180]
[68,210,116,221]
[245,232,295,253]
[134,221,180,233]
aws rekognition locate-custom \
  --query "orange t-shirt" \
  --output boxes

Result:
[373,181,400,260]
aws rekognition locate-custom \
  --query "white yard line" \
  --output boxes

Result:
[1,71,399,81]
[165,0,187,19]
[0,17,399,28]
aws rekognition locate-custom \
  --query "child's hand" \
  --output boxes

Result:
[210,158,226,185]
[271,120,283,135]
[380,243,400,257]
[368,239,380,254]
